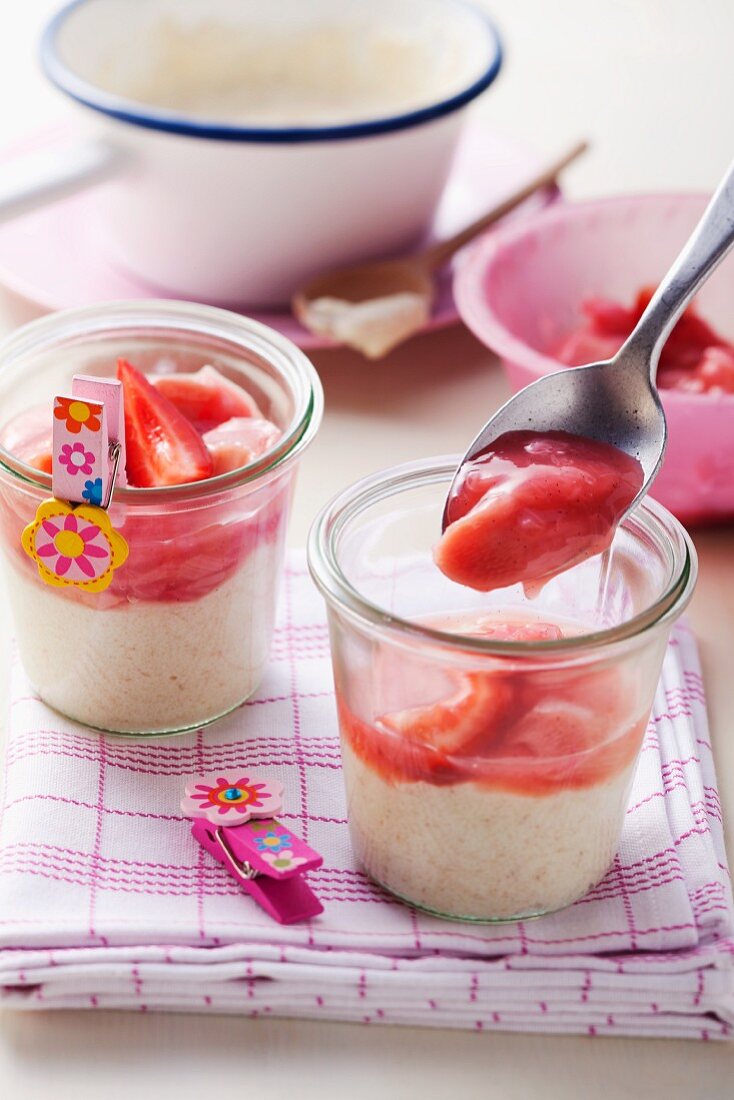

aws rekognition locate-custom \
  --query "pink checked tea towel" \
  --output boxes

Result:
[0,554,732,1037]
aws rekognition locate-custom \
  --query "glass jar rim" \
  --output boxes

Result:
[308,455,698,656]
[0,299,323,502]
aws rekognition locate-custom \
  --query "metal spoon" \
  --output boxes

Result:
[293,141,588,359]
[443,159,734,529]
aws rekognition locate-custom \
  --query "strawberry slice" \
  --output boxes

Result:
[380,672,511,757]
[377,619,559,759]
[117,358,213,487]
[559,286,734,388]
[28,451,53,474]
[335,617,646,793]
[631,288,726,365]
[202,417,282,475]
[151,365,262,432]
[580,296,637,335]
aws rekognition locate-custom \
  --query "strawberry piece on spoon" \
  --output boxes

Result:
[117,358,213,487]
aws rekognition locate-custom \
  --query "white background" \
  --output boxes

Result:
[1,1,733,1096]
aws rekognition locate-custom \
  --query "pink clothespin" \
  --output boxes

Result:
[71,375,127,487]
[21,374,129,593]
[52,375,126,506]
[181,773,323,925]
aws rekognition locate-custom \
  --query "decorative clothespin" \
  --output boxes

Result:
[181,773,323,924]
[21,375,128,593]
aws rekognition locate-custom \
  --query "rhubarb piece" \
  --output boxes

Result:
[202,417,281,475]
[152,365,262,432]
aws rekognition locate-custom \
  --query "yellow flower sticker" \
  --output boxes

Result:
[21,499,128,593]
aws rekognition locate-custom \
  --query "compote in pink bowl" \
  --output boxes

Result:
[454,193,734,525]
[0,301,322,735]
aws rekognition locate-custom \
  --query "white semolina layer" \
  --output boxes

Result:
[341,741,636,920]
[5,542,280,734]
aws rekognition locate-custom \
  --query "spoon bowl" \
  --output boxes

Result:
[441,354,666,531]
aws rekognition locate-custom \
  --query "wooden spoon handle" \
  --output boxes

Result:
[421,139,589,271]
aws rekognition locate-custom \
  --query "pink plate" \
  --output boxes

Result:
[0,119,558,349]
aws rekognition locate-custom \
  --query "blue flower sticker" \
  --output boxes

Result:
[82,478,103,506]
[254,829,292,854]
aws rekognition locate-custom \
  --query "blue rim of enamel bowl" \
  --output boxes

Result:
[40,0,503,144]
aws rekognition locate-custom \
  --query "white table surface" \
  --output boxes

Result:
[1,1,733,1095]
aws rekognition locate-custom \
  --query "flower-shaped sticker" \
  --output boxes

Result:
[82,478,104,506]
[22,500,129,593]
[261,850,308,874]
[253,828,293,855]
[54,397,102,435]
[181,773,283,825]
[58,441,95,478]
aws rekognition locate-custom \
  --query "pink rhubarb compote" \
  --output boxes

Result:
[557,287,734,395]
[435,430,643,594]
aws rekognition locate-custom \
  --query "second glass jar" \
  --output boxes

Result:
[309,458,697,921]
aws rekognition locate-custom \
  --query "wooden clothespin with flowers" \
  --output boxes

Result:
[21,375,128,592]
[182,773,324,924]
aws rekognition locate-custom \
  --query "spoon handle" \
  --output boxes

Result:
[421,140,589,270]
[620,160,734,378]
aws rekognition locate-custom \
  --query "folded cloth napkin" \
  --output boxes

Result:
[0,554,732,1038]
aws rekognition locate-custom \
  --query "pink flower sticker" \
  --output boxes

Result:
[58,441,95,477]
[34,510,110,581]
[181,773,284,825]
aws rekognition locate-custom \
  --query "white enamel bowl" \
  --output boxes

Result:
[37,0,503,306]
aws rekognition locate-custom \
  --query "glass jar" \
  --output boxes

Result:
[308,457,697,922]
[0,301,322,735]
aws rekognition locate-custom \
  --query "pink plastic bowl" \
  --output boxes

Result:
[455,193,734,524]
